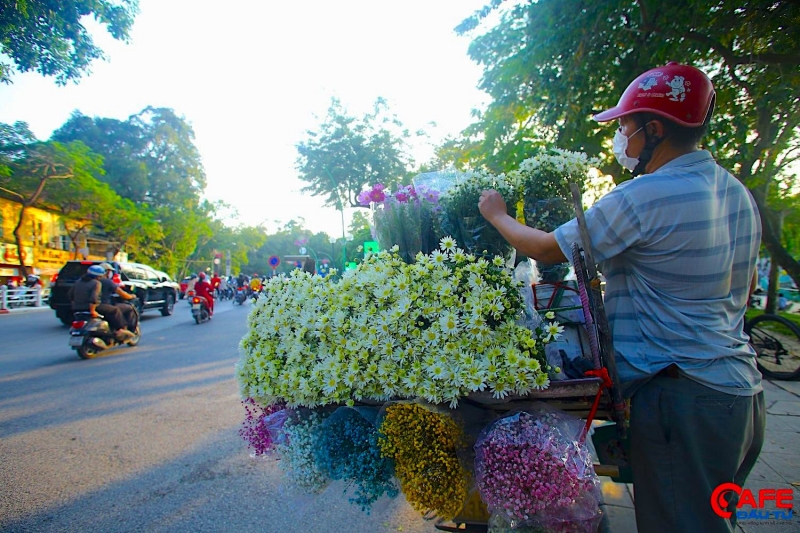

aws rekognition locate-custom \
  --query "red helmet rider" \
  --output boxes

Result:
[593,62,715,176]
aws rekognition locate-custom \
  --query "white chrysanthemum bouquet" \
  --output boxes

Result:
[236,239,561,409]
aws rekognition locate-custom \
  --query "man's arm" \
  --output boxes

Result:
[478,189,567,263]
[115,286,136,300]
[89,282,101,317]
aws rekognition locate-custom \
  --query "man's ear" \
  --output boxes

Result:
[646,119,665,139]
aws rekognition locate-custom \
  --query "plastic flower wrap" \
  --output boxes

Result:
[378,402,469,520]
[439,169,518,259]
[274,409,331,493]
[362,183,443,263]
[238,397,286,456]
[313,406,399,512]
[236,239,557,409]
[508,148,599,282]
[474,404,602,531]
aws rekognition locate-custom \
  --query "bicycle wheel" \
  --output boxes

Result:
[745,314,800,380]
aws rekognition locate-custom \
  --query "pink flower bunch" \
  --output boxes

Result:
[239,398,285,456]
[357,183,387,206]
[418,186,440,204]
[475,411,596,524]
[393,184,417,203]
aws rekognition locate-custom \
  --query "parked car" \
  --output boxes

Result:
[48,260,178,326]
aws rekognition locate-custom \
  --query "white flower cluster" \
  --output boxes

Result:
[236,239,558,409]
[509,148,600,197]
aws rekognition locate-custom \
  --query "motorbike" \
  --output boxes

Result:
[234,286,248,305]
[191,294,212,324]
[68,303,141,360]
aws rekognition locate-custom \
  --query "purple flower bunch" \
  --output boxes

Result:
[238,398,285,456]
[475,410,597,525]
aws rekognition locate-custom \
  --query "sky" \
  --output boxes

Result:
[0,0,492,238]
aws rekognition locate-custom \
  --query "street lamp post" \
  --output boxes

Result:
[321,166,348,272]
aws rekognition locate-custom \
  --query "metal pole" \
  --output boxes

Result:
[321,165,348,272]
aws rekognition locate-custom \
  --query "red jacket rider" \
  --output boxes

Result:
[194,272,215,315]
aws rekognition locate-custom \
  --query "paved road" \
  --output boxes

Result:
[0,301,439,533]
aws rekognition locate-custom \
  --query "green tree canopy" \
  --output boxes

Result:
[53,107,206,210]
[296,97,415,209]
[451,0,800,287]
[0,0,139,85]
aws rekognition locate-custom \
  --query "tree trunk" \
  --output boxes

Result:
[750,190,800,291]
[766,259,780,315]
[12,205,29,279]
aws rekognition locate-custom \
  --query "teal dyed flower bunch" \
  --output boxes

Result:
[313,407,399,512]
[274,410,330,493]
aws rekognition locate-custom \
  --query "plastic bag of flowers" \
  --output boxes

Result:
[362,182,443,263]
[273,408,333,494]
[438,169,518,261]
[312,406,399,513]
[474,403,602,532]
[239,398,287,457]
[377,400,471,521]
[511,149,599,283]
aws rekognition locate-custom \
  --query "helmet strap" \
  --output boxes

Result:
[632,127,664,177]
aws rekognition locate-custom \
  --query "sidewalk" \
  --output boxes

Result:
[0,305,50,315]
[599,379,800,532]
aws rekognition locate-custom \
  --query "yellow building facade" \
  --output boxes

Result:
[0,197,107,285]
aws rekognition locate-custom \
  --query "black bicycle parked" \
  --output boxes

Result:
[745,313,800,380]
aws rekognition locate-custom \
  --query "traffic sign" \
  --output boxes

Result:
[268,255,280,268]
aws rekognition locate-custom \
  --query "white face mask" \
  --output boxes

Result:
[612,127,643,172]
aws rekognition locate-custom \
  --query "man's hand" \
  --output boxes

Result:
[478,189,508,224]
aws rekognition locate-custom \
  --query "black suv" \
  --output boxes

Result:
[49,260,178,325]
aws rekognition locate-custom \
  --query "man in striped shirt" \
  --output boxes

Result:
[478,63,764,533]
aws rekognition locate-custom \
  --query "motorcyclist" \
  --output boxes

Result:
[217,275,229,300]
[249,274,262,295]
[194,271,214,316]
[98,263,138,332]
[69,265,132,340]
[210,272,221,297]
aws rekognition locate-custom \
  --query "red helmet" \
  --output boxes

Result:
[198,272,207,280]
[593,62,715,127]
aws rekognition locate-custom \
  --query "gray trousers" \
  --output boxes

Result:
[630,373,765,533]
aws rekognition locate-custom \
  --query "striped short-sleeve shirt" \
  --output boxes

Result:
[554,150,762,397]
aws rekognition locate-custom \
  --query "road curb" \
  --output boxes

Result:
[0,306,51,316]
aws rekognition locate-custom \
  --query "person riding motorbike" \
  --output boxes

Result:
[210,272,221,297]
[98,263,138,332]
[217,275,230,300]
[194,272,214,316]
[249,274,262,295]
[69,265,132,341]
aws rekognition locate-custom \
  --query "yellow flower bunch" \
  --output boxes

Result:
[378,403,469,520]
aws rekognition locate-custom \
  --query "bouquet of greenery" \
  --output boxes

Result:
[439,169,519,260]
